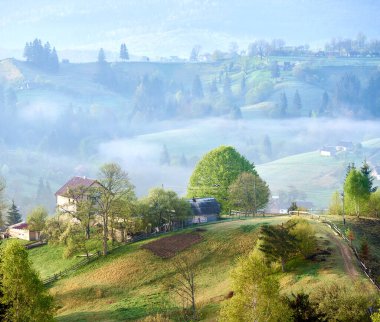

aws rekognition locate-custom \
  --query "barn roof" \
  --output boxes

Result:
[55,176,98,196]
[188,198,220,216]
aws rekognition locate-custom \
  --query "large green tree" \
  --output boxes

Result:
[344,167,371,217]
[187,146,256,211]
[0,240,54,321]
[228,172,270,214]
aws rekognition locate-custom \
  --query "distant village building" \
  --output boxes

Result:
[320,146,337,157]
[188,198,220,224]
[336,141,354,152]
[7,222,41,241]
[55,176,100,213]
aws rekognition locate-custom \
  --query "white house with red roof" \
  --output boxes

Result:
[7,221,40,241]
[55,176,100,213]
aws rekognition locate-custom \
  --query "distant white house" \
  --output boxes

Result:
[7,222,41,241]
[320,146,337,157]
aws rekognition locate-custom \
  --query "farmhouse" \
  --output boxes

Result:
[188,197,220,224]
[7,222,41,241]
[320,146,337,157]
[55,176,100,213]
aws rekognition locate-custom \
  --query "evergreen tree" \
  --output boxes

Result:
[0,240,54,321]
[98,48,106,63]
[192,75,204,98]
[293,90,302,110]
[279,92,288,117]
[49,47,59,72]
[159,145,170,166]
[6,201,22,225]
[319,91,329,115]
[360,160,376,193]
[120,43,129,61]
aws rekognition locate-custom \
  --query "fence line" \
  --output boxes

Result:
[291,211,380,291]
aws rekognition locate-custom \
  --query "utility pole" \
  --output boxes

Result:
[254,175,257,216]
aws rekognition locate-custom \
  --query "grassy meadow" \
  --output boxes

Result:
[19,215,376,321]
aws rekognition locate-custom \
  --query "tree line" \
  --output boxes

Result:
[23,39,59,72]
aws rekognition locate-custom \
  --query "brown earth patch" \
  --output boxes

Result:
[141,233,203,258]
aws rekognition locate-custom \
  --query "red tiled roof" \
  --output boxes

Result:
[10,222,28,230]
[55,176,98,196]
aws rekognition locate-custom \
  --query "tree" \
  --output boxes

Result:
[96,163,135,255]
[270,61,280,78]
[344,167,370,217]
[361,160,376,193]
[49,47,59,72]
[336,73,361,105]
[259,223,298,272]
[279,92,288,117]
[286,292,326,322]
[228,172,270,215]
[26,206,48,232]
[169,250,200,320]
[159,144,171,166]
[329,191,343,216]
[0,240,54,321]
[319,91,329,115]
[187,146,256,211]
[120,43,129,61]
[141,188,191,231]
[191,75,204,98]
[311,281,373,322]
[219,248,292,321]
[262,135,272,158]
[6,201,22,226]
[288,218,317,258]
[189,45,201,61]
[97,48,106,63]
[293,90,302,110]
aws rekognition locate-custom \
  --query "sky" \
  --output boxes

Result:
[1,0,380,60]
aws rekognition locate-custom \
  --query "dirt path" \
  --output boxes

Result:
[325,228,359,278]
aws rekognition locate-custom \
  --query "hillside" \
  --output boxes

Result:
[1,56,380,213]
[24,216,375,321]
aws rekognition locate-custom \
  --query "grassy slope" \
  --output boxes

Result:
[27,216,375,321]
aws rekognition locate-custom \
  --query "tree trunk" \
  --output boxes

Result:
[281,257,286,272]
[102,215,108,255]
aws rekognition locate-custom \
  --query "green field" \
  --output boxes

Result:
[21,216,375,321]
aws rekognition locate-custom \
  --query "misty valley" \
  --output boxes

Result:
[1,8,380,319]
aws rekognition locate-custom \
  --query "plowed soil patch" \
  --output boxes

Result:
[141,233,203,258]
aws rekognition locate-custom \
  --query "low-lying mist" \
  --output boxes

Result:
[2,116,380,215]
